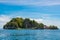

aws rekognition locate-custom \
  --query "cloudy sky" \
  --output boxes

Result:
[0,0,60,28]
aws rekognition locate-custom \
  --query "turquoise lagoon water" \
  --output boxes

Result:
[0,29,60,40]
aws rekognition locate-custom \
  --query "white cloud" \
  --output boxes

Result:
[0,15,11,28]
[30,18,43,23]
[0,0,60,6]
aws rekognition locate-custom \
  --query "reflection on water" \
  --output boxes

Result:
[0,29,60,40]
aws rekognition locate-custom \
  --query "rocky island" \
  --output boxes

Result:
[3,17,58,29]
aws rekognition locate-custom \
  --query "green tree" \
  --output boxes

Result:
[10,18,23,28]
[38,23,44,29]
[31,20,39,28]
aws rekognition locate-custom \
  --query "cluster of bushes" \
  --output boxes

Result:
[3,17,58,29]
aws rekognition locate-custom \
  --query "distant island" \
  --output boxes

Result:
[3,17,58,29]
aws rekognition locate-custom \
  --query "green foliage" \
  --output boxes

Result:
[10,18,23,28]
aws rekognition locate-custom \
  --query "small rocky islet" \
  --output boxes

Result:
[3,17,58,29]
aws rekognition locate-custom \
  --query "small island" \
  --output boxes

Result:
[3,17,58,29]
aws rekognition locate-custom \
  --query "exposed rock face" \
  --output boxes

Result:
[3,22,18,29]
[44,25,48,29]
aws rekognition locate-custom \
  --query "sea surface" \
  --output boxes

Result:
[0,29,60,40]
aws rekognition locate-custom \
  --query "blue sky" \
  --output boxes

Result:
[0,0,60,28]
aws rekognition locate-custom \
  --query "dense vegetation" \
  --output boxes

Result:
[3,18,58,29]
